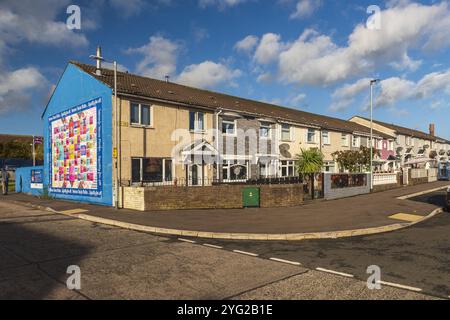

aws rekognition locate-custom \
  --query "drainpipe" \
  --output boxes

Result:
[215,109,223,181]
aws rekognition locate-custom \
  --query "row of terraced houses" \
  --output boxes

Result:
[27,60,450,206]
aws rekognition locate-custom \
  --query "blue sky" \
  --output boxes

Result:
[0,0,449,138]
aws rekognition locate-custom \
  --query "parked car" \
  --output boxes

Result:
[446,187,450,212]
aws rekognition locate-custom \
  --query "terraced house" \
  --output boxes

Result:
[39,60,449,207]
[350,117,450,168]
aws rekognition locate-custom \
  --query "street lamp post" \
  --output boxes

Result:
[369,79,380,191]
[90,47,120,210]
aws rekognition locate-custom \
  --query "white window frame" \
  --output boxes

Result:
[307,129,316,144]
[323,161,335,173]
[222,160,249,182]
[189,111,205,133]
[131,157,173,184]
[280,160,296,177]
[281,124,292,141]
[322,131,330,145]
[222,119,237,136]
[341,133,349,147]
[260,122,272,139]
[352,135,360,148]
[130,102,153,127]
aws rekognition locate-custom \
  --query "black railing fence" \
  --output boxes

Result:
[120,176,308,187]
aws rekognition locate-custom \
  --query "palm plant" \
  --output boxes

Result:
[295,148,324,174]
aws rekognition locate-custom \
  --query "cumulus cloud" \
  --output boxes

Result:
[253,2,450,86]
[127,35,180,79]
[129,35,241,88]
[176,61,241,89]
[0,67,48,113]
[290,0,322,19]
[0,0,89,114]
[254,33,284,64]
[198,0,249,9]
[0,0,88,49]
[330,69,450,111]
[234,35,259,53]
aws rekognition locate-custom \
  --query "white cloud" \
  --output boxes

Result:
[0,0,88,49]
[0,67,47,113]
[176,61,241,89]
[330,69,450,111]
[234,35,259,53]
[110,0,146,17]
[290,0,322,19]
[127,35,180,79]
[254,2,450,86]
[288,93,307,106]
[254,33,284,65]
[198,0,249,9]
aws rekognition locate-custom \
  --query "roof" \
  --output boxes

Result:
[352,116,448,142]
[69,61,391,139]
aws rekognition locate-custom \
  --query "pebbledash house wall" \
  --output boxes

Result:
[42,63,113,206]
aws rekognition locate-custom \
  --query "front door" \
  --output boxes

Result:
[190,164,204,186]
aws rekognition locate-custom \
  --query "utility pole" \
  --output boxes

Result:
[90,46,120,209]
[32,136,36,167]
[370,79,380,191]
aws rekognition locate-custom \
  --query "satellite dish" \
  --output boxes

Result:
[279,144,292,158]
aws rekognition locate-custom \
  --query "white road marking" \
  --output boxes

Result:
[316,267,354,278]
[178,238,196,244]
[233,250,259,257]
[377,280,422,292]
[269,258,302,266]
[203,243,223,249]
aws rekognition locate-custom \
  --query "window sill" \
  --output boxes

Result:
[190,130,207,134]
[130,124,154,129]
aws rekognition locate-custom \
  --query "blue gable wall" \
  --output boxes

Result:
[43,63,113,206]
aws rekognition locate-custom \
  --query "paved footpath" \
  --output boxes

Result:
[3,181,449,239]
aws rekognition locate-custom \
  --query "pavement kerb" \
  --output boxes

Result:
[8,199,445,241]
[396,185,450,200]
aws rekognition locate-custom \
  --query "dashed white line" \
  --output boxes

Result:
[203,243,223,249]
[377,280,422,292]
[316,267,354,278]
[269,257,302,266]
[233,250,259,257]
[178,238,196,244]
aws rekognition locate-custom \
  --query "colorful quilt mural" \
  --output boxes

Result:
[48,98,103,197]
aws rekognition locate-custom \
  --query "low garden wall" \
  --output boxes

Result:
[323,173,370,200]
[122,184,303,211]
[372,173,401,193]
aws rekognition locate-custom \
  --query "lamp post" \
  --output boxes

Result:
[369,79,380,191]
[90,47,120,209]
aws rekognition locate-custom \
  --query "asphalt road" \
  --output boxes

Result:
[197,190,450,299]
[0,199,438,300]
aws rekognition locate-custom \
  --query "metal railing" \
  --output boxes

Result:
[121,176,305,188]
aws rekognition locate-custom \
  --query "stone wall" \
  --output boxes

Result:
[260,184,303,208]
[122,183,303,211]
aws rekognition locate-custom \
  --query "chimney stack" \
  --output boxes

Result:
[95,46,103,76]
[429,123,435,136]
